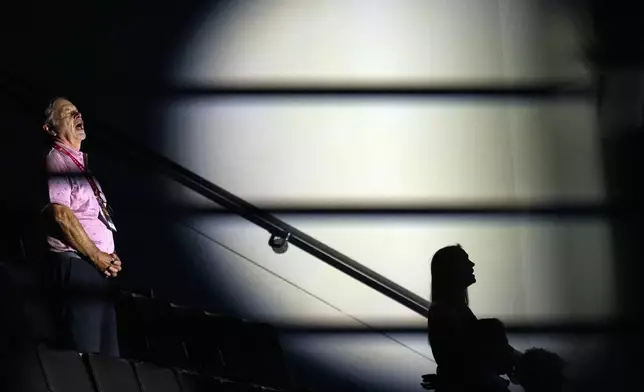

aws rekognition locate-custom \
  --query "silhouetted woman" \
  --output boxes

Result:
[426,244,518,391]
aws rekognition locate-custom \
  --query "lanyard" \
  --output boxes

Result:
[53,143,117,231]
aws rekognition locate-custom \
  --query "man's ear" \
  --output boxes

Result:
[43,124,56,136]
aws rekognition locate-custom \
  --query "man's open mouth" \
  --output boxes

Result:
[75,121,84,130]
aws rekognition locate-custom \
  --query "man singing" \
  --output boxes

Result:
[41,97,122,356]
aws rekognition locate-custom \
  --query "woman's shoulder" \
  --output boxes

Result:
[429,302,476,322]
[429,300,469,313]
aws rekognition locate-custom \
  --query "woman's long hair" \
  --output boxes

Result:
[430,244,469,305]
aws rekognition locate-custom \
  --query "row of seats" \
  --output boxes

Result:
[115,291,293,390]
[0,262,299,391]
[7,343,282,392]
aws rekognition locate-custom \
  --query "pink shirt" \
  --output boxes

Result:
[46,142,115,254]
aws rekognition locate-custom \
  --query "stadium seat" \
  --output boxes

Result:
[115,293,294,390]
[242,322,292,389]
[174,370,221,392]
[201,312,249,381]
[220,380,260,392]
[133,361,183,392]
[37,345,95,392]
[172,306,226,376]
[85,353,141,392]
[114,291,150,361]
[1,342,49,392]
[179,310,292,387]
[117,292,188,367]
[138,296,188,367]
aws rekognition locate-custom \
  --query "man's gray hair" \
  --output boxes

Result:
[44,97,68,128]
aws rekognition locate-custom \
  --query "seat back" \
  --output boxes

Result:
[203,313,248,381]
[86,353,141,392]
[38,345,96,392]
[220,380,260,392]
[129,294,189,367]
[1,342,49,392]
[243,322,292,389]
[114,291,149,361]
[176,307,226,376]
[133,362,183,392]
[174,370,221,392]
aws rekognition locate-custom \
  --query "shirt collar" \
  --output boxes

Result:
[54,141,83,157]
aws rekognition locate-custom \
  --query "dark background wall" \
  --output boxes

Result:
[0,0,227,306]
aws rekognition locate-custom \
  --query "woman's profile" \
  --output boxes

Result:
[426,244,517,391]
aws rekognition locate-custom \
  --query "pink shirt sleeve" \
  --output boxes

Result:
[46,153,73,208]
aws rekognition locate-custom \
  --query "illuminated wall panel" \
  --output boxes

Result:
[165,1,609,389]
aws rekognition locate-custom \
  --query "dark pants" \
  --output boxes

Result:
[45,251,119,357]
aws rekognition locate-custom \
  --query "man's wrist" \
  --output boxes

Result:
[87,248,102,264]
